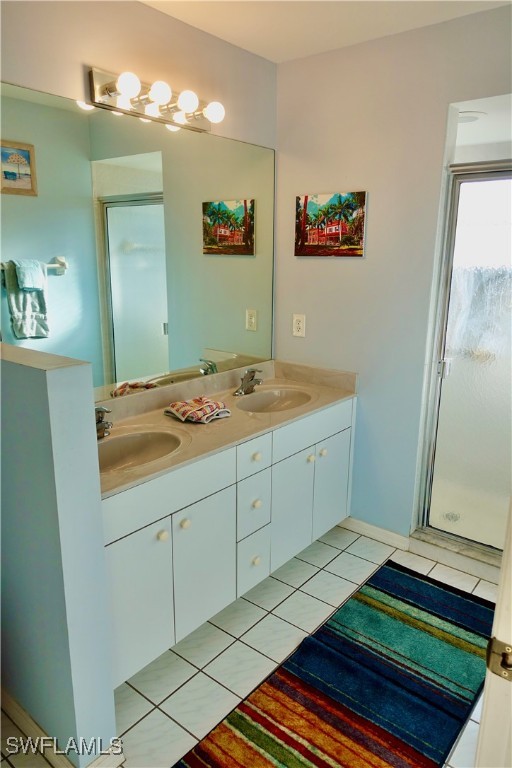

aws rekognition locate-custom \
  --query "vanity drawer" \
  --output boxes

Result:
[102,447,236,544]
[237,525,271,597]
[237,468,271,541]
[272,398,353,463]
[236,433,272,480]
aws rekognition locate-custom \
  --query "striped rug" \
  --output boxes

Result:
[175,561,494,768]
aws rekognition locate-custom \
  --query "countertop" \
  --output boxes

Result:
[98,361,357,498]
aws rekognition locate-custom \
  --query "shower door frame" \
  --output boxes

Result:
[417,159,512,540]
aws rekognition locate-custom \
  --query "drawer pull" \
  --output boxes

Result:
[156,529,169,542]
[252,451,263,462]
[252,556,262,566]
[319,448,328,457]
[307,454,316,463]
[252,499,263,509]
[180,518,191,530]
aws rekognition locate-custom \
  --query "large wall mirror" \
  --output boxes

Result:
[0,83,274,398]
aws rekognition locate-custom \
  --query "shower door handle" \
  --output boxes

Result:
[437,358,452,379]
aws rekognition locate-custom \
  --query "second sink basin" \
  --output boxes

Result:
[236,387,312,413]
[98,430,183,473]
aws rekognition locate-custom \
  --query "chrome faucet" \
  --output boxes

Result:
[95,406,113,440]
[234,369,263,396]
[199,358,218,375]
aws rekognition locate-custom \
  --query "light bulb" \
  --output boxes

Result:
[173,110,188,125]
[145,102,161,118]
[166,124,181,132]
[203,101,225,124]
[116,71,141,99]
[76,100,95,111]
[149,80,172,105]
[177,90,199,113]
[116,95,132,111]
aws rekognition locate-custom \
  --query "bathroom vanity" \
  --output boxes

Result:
[98,360,357,687]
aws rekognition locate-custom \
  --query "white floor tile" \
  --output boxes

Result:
[114,683,153,736]
[121,709,196,768]
[470,694,483,723]
[345,536,395,564]
[318,527,360,550]
[472,580,498,603]
[271,557,319,588]
[300,569,356,607]
[128,650,196,705]
[8,751,50,767]
[389,549,436,575]
[172,622,234,668]
[295,540,339,567]
[1,712,24,755]
[241,613,307,663]
[273,590,334,633]
[204,641,276,698]
[324,551,378,584]
[447,719,479,768]
[209,598,267,637]
[429,564,479,593]
[160,673,240,740]
[242,576,294,610]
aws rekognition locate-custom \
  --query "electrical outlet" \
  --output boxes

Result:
[246,308,257,332]
[292,313,306,337]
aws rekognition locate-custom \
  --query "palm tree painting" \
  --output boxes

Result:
[202,199,255,255]
[1,141,37,196]
[295,192,366,257]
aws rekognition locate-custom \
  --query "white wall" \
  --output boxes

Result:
[1,1,276,148]
[274,6,511,537]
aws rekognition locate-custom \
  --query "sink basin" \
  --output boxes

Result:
[235,387,311,413]
[98,431,182,473]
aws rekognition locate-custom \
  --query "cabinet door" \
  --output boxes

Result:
[105,519,174,688]
[237,525,271,597]
[173,486,236,642]
[312,428,351,540]
[271,448,315,571]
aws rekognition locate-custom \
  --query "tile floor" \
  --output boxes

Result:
[1,525,497,768]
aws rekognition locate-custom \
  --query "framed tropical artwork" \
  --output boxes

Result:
[295,191,366,257]
[202,199,255,255]
[1,140,38,196]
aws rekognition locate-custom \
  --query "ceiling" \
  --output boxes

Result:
[142,1,509,63]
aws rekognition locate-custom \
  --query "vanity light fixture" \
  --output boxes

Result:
[89,68,226,133]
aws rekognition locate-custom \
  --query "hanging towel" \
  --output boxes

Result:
[3,260,49,339]
[12,259,46,291]
[165,396,231,424]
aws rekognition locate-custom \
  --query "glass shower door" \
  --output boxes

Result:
[428,175,511,549]
[106,202,169,383]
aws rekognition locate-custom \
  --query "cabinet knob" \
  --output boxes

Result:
[252,451,263,462]
[156,529,169,542]
[252,556,262,566]
[319,448,328,457]
[307,454,316,463]
[180,518,191,530]
[252,499,263,509]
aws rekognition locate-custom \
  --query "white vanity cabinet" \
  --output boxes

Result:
[105,519,174,688]
[172,486,236,642]
[270,399,353,571]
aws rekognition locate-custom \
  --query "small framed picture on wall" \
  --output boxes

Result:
[1,140,38,196]
[295,191,366,257]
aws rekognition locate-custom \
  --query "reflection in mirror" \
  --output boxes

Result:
[0,83,274,398]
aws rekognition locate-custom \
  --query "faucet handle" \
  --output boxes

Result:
[95,405,111,424]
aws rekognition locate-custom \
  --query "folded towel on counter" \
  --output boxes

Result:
[111,380,159,397]
[2,260,49,338]
[165,396,231,424]
[12,259,47,291]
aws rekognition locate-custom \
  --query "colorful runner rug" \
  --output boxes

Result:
[175,560,494,767]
